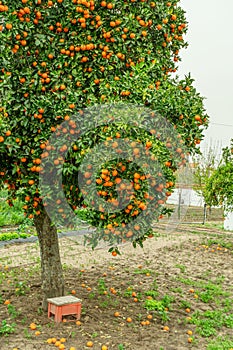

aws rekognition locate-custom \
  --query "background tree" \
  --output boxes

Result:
[192,141,221,222]
[204,140,233,211]
[0,0,208,310]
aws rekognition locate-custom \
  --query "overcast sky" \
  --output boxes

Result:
[178,0,233,154]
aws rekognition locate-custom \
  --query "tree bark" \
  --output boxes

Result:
[34,207,64,311]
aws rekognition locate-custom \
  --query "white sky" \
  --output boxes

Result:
[178,0,233,153]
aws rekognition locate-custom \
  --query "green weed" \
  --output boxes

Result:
[0,320,16,336]
[97,278,107,295]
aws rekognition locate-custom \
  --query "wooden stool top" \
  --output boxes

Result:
[47,295,82,306]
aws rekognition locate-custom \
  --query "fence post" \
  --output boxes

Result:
[178,190,182,220]
[203,203,207,225]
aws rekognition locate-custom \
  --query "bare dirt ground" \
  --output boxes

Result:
[0,223,233,350]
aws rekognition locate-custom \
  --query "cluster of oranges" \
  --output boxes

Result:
[46,337,108,349]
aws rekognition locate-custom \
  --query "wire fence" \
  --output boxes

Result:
[166,187,223,224]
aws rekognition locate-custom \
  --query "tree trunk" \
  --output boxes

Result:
[34,207,64,311]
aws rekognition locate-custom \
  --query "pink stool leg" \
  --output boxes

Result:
[48,303,51,318]
[76,304,81,320]
[54,306,63,323]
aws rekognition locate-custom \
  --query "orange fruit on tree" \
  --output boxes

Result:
[171,14,177,21]
[194,115,201,121]
[5,23,12,30]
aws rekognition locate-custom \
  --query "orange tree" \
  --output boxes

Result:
[0,0,208,309]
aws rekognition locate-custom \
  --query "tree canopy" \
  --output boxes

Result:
[0,0,209,247]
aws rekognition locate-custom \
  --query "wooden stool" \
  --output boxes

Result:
[47,295,82,323]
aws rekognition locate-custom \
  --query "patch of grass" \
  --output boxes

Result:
[133,268,153,275]
[23,328,33,339]
[145,290,159,298]
[118,345,126,350]
[144,299,163,311]
[88,292,96,299]
[207,336,233,349]
[99,300,110,308]
[7,304,20,319]
[223,298,233,312]
[201,238,233,250]
[176,277,229,299]
[91,332,99,338]
[204,222,224,230]
[0,190,25,226]
[144,294,174,323]
[123,287,134,298]
[0,231,31,242]
[14,281,30,296]
[180,299,191,309]
[170,287,183,294]
[0,320,16,336]
[175,264,186,273]
[190,309,233,337]
[97,278,107,295]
